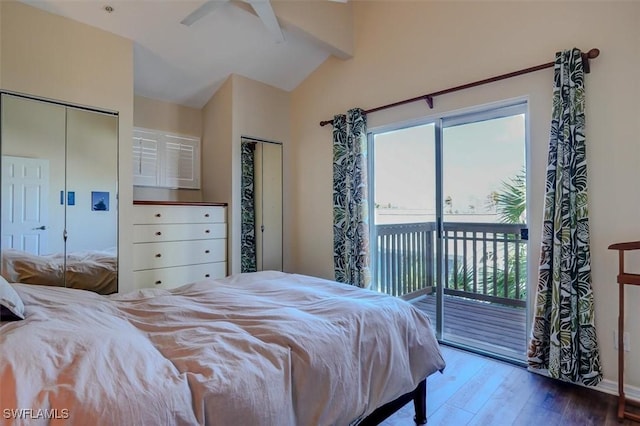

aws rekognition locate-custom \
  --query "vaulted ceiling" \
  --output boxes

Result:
[21,0,353,108]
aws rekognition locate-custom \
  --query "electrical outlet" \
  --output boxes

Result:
[613,331,631,352]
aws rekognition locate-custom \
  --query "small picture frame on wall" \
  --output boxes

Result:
[91,191,109,211]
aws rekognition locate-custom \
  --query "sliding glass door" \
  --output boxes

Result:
[370,101,528,362]
[440,104,528,361]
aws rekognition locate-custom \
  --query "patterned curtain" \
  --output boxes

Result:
[528,48,602,386]
[332,108,370,288]
[240,140,257,273]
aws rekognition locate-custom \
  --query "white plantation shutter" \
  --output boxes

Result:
[141,139,159,180]
[132,128,200,189]
[132,130,159,187]
[164,142,180,181]
[163,135,199,188]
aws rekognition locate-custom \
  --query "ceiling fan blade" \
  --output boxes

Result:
[181,0,227,26]
[245,0,284,43]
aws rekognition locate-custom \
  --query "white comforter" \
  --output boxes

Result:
[0,271,445,426]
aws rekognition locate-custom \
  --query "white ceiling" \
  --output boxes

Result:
[21,0,332,108]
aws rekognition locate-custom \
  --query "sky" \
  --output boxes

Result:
[373,114,525,219]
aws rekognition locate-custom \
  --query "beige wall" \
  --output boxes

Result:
[133,95,203,202]
[202,74,291,275]
[291,1,640,391]
[232,75,291,275]
[134,95,202,136]
[202,77,234,275]
[202,77,234,206]
[1,1,135,292]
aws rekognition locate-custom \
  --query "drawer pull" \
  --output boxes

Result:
[155,231,162,236]
[155,213,162,218]
[205,229,210,234]
[205,274,210,278]
[205,250,210,254]
[155,280,162,285]
[155,253,162,258]
[205,213,210,218]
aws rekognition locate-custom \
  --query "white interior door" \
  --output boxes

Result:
[1,156,50,254]
[259,142,283,271]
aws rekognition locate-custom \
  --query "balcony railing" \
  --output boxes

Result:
[372,222,527,307]
[375,222,436,297]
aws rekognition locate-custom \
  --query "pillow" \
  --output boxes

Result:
[0,275,25,321]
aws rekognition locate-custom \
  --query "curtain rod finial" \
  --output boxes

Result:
[587,48,600,59]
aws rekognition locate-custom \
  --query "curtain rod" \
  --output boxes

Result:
[319,48,600,127]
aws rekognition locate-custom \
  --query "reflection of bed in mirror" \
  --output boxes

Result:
[0,93,119,293]
[1,248,117,294]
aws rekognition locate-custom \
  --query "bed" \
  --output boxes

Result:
[0,271,445,425]
[1,248,117,295]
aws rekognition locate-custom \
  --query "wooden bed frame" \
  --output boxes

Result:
[359,379,427,425]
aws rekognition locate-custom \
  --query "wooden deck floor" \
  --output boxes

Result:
[410,294,528,361]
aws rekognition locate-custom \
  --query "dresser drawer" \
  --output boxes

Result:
[133,205,225,224]
[133,239,226,270]
[133,262,226,290]
[133,223,226,243]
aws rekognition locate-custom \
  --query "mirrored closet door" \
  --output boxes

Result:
[240,138,282,272]
[0,93,118,294]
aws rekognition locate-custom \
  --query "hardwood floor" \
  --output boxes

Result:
[382,345,640,426]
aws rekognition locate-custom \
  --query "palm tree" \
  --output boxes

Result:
[491,170,527,300]
[494,171,526,224]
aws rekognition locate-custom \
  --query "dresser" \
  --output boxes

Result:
[132,201,227,290]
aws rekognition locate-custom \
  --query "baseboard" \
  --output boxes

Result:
[528,367,640,402]
[597,379,640,403]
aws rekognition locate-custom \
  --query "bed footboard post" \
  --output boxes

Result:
[413,379,427,425]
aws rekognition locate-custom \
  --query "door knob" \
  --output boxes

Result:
[32,225,47,230]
